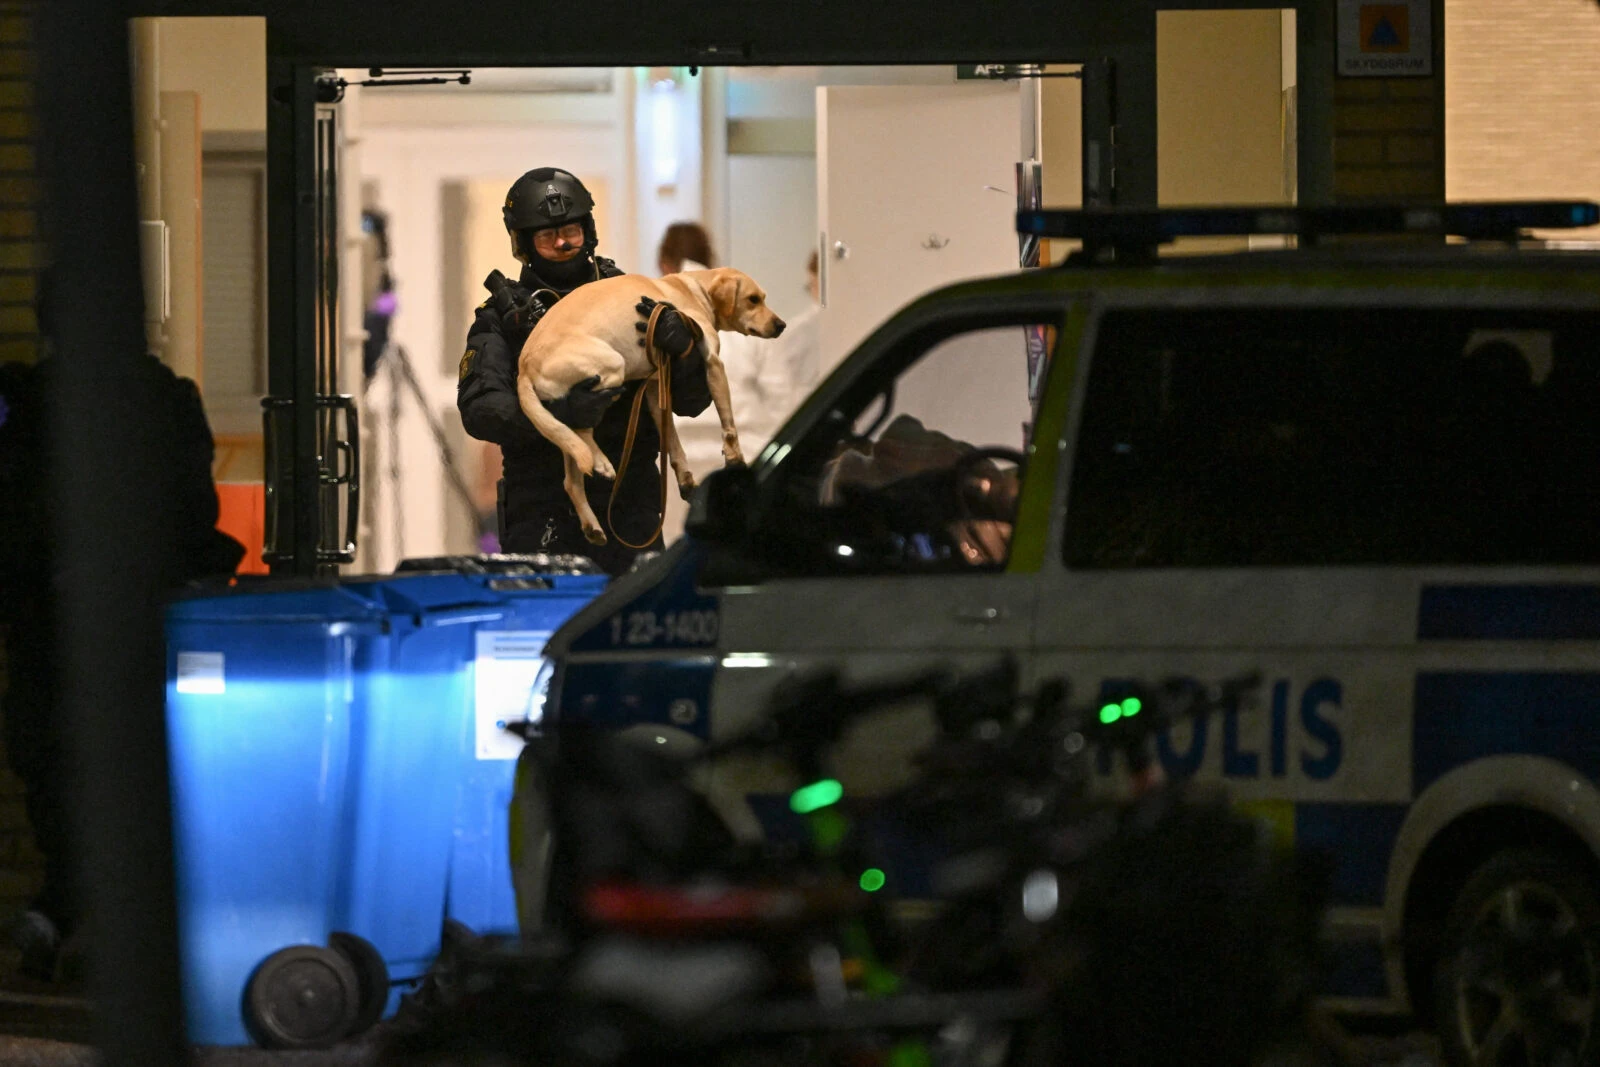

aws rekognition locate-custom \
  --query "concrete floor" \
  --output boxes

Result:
[0,1034,384,1066]
[0,1013,1441,1067]
[0,947,1446,1067]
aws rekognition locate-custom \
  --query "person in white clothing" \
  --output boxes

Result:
[655,226,822,543]
[656,225,820,460]
[764,249,822,420]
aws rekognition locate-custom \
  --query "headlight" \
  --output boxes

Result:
[526,658,557,729]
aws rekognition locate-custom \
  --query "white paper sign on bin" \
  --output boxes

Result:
[175,651,226,695]
[473,631,553,760]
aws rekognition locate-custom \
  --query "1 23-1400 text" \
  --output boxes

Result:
[608,609,719,647]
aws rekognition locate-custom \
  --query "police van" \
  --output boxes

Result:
[530,202,1600,1057]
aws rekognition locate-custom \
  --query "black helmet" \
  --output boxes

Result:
[503,168,599,266]
[504,167,594,232]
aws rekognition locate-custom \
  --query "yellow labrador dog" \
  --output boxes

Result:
[517,267,785,545]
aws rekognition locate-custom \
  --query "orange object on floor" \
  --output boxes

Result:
[216,482,268,575]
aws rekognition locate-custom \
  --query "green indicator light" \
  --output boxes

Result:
[860,868,887,892]
[790,778,844,814]
[886,1041,932,1067]
[810,809,849,854]
[1121,697,1142,717]
[1099,704,1121,724]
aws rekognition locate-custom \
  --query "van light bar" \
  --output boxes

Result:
[1016,201,1600,243]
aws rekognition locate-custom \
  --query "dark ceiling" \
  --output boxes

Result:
[129,0,1178,65]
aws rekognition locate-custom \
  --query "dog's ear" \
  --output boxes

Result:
[708,268,742,322]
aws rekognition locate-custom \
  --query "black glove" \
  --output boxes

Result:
[636,297,711,417]
[635,297,702,363]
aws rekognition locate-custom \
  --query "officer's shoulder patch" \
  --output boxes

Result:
[459,346,477,380]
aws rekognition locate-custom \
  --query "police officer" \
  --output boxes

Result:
[457,168,710,575]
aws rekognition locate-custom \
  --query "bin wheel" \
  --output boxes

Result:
[330,932,390,1036]
[244,944,362,1049]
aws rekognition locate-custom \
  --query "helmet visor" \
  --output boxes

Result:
[532,222,586,252]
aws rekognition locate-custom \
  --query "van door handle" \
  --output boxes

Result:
[953,606,1008,625]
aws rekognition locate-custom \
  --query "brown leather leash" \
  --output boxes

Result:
[606,302,690,550]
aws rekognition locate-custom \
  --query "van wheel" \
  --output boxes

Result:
[1433,850,1600,1066]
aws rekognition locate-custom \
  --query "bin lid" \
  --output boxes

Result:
[394,553,605,577]
[377,555,608,611]
[345,572,512,618]
[165,581,387,624]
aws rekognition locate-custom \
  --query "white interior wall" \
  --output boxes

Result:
[726,68,820,304]
[728,156,817,313]
[153,16,266,134]
[728,73,818,122]
[633,68,705,273]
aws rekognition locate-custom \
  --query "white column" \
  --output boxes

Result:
[699,66,730,261]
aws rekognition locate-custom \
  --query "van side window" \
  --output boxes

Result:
[771,323,1046,574]
[1064,308,1600,568]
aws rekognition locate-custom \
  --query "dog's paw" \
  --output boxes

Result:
[677,473,698,501]
[721,434,745,469]
[591,454,616,480]
[581,522,608,546]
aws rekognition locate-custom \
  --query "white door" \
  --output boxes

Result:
[816,83,1024,373]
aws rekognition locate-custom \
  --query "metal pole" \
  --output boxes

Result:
[37,1,189,1062]
[265,58,323,576]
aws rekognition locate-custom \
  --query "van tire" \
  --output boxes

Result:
[1433,849,1600,1066]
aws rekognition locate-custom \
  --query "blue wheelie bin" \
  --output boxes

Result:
[439,563,608,937]
[165,583,388,1049]
[335,564,516,992]
[370,556,608,942]
[165,557,608,1047]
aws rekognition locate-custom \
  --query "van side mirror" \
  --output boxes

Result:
[685,465,757,545]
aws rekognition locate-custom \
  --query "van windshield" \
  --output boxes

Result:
[762,323,1046,574]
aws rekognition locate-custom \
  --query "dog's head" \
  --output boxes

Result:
[704,268,786,339]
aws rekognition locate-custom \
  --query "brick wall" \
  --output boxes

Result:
[1445,0,1600,237]
[1329,0,1446,204]
[0,0,31,362]
[1333,76,1444,202]
[1331,0,1600,217]
[0,0,43,930]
